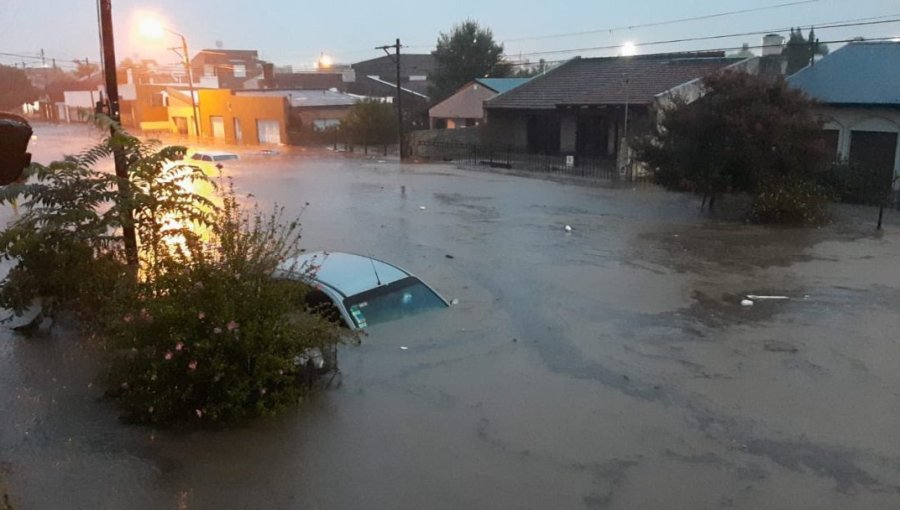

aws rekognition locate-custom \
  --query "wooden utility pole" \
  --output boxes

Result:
[98,0,138,264]
[376,39,405,160]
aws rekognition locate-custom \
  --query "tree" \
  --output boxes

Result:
[343,98,398,153]
[429,20,511,102]
[635,71,830,221]
[0,65,38,111]
[72,59,99,79]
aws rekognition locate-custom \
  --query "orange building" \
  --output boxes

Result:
[197,89,288,145]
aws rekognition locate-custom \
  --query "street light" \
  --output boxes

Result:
[139,18,201,139]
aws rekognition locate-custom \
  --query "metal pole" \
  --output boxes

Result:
[98,0,138,265]
[395,39,405,160]
[180,34,201,139]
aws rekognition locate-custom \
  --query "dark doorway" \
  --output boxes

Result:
[576,115,609,158]
[527,114,560,154]
[850,130,898,184]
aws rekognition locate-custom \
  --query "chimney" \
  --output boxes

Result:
[762,34,784,57]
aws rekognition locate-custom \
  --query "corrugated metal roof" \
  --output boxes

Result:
[475,78,531,94]
[486,54,737,110]
[236,89,357,108]
[787,42,900,105]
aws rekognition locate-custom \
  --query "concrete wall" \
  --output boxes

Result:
[817,106,900,177]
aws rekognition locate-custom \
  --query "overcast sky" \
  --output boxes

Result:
[2,0,899,72]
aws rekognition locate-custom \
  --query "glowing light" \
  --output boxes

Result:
[317,54,334,69]
[621,41,638,57]
[137,17,167,40]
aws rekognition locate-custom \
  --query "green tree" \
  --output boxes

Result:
[343,98,398,153]
[635,71,830,221]
[782,28,827,75]
[0,65,38,111]
[429,20,511,102]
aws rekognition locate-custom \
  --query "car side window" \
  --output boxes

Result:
[305,289,346,327]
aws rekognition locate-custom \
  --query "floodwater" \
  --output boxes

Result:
[2,124,900,509]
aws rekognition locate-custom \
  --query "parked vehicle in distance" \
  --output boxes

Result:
[275,251,449,330]
[190,150,239,163]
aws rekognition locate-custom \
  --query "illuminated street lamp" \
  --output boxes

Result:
[139,18,201,139]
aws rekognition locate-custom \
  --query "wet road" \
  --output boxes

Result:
[2,124,900,509]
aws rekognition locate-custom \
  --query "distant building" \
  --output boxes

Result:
[190,49,266,90]
[198,89,288,144]
[788,41,900,179]
[483,52,750,172]
[429,78,530,129]
[236,89,358,132]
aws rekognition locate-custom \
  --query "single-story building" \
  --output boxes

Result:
[429,78,530,129]
[196,89,289,145]
[236,89,358,131]
[483,52,752,171]
[788,41,900,179]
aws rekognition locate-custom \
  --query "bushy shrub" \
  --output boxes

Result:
[105,190,342,426]
[750,177,830,224]
[0,122,343,427]
[816,162,893,206]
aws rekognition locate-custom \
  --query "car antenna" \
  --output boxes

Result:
[368,254,383,286]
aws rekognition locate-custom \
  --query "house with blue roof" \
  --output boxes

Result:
[788,41,900,179]
[428,78,530,129]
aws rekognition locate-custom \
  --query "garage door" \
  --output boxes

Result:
[257,120,281,145]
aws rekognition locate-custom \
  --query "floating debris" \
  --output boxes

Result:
[741,299,755,307]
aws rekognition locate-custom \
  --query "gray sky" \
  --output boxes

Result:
[2,0,899,72]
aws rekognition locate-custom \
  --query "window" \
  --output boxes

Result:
[150,93,165,108]
[203,64,215,77]
[233,64,247,78]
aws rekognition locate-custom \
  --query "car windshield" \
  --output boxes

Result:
[213,154,239,161]
[343,276,447,328]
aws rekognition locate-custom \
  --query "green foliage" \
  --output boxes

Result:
[817,162,894,205]
[343,98,398,148]
[430,20,511,102]
[0,120,343,426]
[0,122,211,320]
[750,176,830,224]
[0,65,39,111]
[106,187,342,426]
[635,71,831,223]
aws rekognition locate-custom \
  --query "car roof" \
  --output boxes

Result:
[193,150,238,157]
[278,251,411,298]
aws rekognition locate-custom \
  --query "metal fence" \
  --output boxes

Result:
[415,141,654,184]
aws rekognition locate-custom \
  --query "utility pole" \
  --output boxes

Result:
[376,39,405,160]
[98,0,138,264]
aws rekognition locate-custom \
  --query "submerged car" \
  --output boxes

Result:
[190,150,239,163]
[275,251,449,330]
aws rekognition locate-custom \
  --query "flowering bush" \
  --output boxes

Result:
[105,188,343,426]
[750,177,830,224]
[0,121,343,427]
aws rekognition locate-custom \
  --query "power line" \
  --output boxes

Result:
[501,0,825,44]
[510,16,900,59]
[502,35,900,68]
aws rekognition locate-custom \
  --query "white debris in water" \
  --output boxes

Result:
[747,295,789,301]
[451,298,460,305]
[564,225,573,232]
[400,346,409,351]
[741,299,755,307]
[419,206,427,210]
